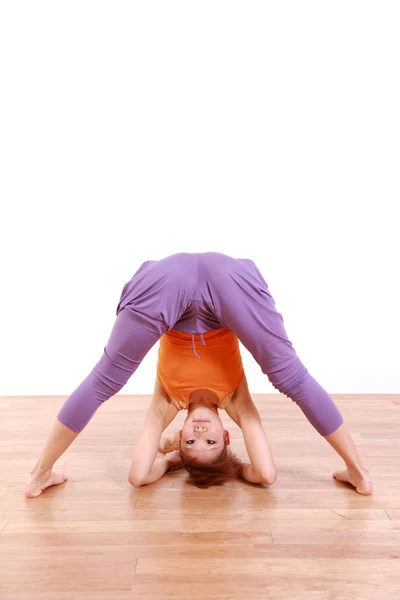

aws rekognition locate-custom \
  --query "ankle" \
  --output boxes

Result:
[31,465,52,479]
[346,463,368,477]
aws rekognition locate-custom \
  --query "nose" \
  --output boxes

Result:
[194,425,207,432]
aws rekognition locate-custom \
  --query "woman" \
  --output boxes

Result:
[25,252,372,497]
[129,329,277,488]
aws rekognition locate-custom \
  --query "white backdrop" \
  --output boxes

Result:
[1,1,399,396]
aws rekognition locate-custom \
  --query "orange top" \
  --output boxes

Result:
[157,328,244,411]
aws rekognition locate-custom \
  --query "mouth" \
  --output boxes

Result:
[193,419,210,423]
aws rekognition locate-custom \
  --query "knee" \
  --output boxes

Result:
[92,352,130,398]
[267,359,308,397]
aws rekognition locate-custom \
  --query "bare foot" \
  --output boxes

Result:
[25,469,67,498]
[333,468,372,495]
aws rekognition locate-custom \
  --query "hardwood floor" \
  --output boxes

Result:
[0,393,399,599]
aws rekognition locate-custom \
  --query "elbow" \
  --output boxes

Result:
[259,467,277,486]
[128,472,146,488]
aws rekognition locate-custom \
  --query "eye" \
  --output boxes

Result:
[207,440,216,445]
[186,440,195,445]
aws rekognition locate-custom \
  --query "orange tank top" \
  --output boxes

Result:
[156,328,244,411]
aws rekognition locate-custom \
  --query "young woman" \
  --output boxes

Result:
[25,252,372,497]
[129,329,277,489]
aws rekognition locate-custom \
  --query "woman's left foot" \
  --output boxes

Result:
[333,468,372,495]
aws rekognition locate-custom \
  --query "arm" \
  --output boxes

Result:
[225,374,277,485]
[128,377,179,487]
[130,453,179,487]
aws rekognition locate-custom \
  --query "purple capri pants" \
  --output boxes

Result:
[57,252,343,436]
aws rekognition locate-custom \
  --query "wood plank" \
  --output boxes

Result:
[0,521,8,534]
[0,393,399,598]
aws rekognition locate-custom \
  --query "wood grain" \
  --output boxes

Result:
[0,393,399,598]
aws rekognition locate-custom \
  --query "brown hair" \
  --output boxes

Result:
[159,432,241,488]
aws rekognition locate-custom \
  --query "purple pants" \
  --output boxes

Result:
[57,252,343,436]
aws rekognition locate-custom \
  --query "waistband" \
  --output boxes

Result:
[165,328,233,359]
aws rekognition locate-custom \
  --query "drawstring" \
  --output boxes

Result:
[191,334,200,359]
[191,333,207,359]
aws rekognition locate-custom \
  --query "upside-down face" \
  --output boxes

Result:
[179,399,230,464]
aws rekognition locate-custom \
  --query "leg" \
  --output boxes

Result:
[26,307,164,497]
[25,421,77,497]
[327,424,372,494]
[26,255,196,497]
[200,253,371,494]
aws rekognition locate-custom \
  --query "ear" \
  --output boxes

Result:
[224,429,231,446]
[177,430,182,447]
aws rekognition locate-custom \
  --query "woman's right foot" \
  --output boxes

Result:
[25,469,67,498]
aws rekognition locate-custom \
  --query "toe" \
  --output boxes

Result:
[333,470,348,483]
